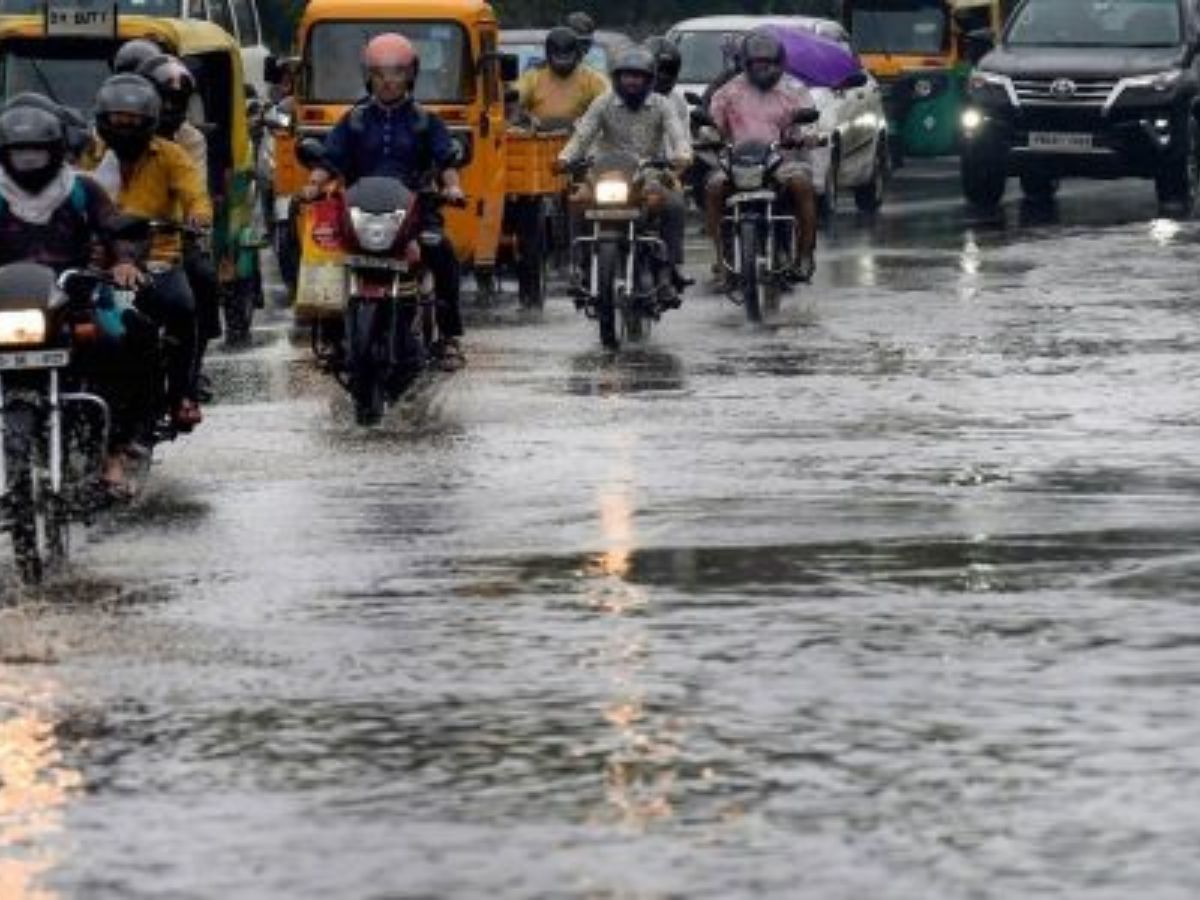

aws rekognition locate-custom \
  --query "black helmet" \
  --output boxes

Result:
[544,26,582,77]
[611,46,655,110]
[743,29,786,91]
[565,11,595,54]
[644,36,682,96]
[0,104,66,193]
[95,73,161,161]
[3,93,89,161]
[112,38,162,75]
[137,54,196,136]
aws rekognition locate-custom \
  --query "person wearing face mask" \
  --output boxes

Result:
[515,26,608,127]
[84,73,213,431]
[305,33,467,366]
[557,45,693,308]
[706,29,819,283]
[0,102,149,493]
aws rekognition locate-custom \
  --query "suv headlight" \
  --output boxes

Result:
[595,178,630,205]
[0,310,46,346]
[968,70,1016,105]
[349,208,404,252]
[1122,69,1182,92]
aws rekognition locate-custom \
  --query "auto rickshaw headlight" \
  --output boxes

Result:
[349,208,405,252]
[595,178,630,205]
[0,310,46,346]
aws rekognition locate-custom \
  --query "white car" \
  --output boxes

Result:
[668,14,890,213]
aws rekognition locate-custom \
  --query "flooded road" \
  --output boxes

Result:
[5,163,1200,897]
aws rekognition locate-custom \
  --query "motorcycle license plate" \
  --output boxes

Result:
[1028,131,1094,152]
[585,209,640,221]
[0,349,69,371]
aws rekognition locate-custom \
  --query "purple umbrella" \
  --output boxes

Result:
[766,24,863,89]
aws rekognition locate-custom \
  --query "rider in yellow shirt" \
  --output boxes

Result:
[515,27,608,125]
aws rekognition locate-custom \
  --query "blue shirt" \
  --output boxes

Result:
[321,98,456,188]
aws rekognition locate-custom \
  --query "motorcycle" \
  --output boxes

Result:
[295,139,464,426]
[567,152,678,350]
[694,106,821,323]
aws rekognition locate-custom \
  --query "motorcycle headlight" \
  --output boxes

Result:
[595,178,630,206]
[349,208,404,253]
[0,310,45,346]
[731,165,765,191]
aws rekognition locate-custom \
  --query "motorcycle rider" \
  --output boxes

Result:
[305,33,467,366]
[112,38,162,75]
[0,102,147,492]
[84,73,212,430]
[644,36,688,131]
[515,26,608,126]
[557,45,692,308]
[705,29,818,283]
[136,54,224,383]
[565,11,597,61]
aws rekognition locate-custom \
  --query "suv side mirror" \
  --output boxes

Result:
[965,28,995,65]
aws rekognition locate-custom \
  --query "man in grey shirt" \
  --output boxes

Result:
[559,45,693,305]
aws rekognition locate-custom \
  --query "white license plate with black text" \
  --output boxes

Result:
[0,349,69,371]
[1028,131,1094,152]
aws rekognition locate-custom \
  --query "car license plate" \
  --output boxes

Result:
[0,349,68,371]
[1028,131,1094,151]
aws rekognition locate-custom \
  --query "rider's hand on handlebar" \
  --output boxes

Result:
[110,262,145,290]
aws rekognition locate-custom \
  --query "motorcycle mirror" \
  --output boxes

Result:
[684,91,703,106]
[690,107,716,128]
[295,136,327,170]
[836,71,869,91]
[792,107,820,126]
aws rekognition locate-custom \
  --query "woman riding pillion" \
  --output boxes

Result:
[0,102,147,492]
[556,46,693,309]
[83,73,213,431]
[304,33,467,367]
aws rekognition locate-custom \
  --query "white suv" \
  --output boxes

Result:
[668,14,890,213]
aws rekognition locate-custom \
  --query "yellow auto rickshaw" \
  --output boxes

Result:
[281,0,577,320]
[0,13,264,341]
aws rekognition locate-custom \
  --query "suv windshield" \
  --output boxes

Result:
[850,0,948,55]
[1007,0,1181,48]
[308,21,472,104]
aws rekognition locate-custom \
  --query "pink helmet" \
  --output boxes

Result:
[363,33,420,84]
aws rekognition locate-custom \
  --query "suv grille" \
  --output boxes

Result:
[1013,76,1118,105]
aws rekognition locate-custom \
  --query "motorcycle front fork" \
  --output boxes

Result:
[571,223,668,314]
[723,202,797,279]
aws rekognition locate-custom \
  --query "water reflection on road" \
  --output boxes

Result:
[4,165,1200,897]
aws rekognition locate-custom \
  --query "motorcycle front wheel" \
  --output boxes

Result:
[5,403,66,584]
[596,241,620,350]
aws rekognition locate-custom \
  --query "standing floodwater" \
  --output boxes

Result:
[3,163,1200,898]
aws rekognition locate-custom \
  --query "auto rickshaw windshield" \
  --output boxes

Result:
[1,46,110,112]
[0,0,183,13]
[307,21,473,104]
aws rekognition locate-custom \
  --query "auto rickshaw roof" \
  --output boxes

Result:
[300,0,497,29]
[0,12,241,54]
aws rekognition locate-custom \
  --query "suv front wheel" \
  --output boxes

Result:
[1155,114,1200,217]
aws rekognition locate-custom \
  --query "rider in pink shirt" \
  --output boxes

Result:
[706,30,819,282]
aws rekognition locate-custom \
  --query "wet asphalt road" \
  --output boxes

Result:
[5,161,1200,898]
